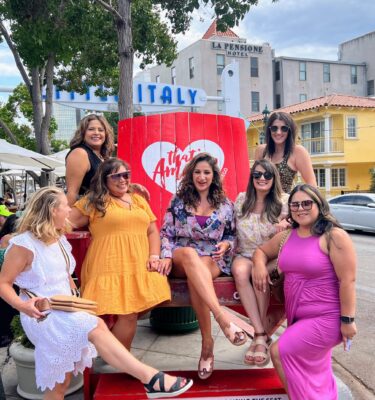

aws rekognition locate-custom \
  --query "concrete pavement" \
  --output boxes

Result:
[0,313,359,399]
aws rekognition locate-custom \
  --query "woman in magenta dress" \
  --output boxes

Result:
[252,184,357,399]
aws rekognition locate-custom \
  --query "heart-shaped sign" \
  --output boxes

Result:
[142,140,225,193]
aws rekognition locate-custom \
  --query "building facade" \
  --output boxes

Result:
[138,22,375,116]
[247,94,375,197]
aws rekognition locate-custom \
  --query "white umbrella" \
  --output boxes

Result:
[0,139,65,170]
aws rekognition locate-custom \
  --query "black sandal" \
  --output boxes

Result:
[144,371,193,399]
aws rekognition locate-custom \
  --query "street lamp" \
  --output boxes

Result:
[260,105,270,144]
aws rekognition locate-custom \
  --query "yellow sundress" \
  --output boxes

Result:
[74,194,171,315]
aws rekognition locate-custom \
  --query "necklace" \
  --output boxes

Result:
[114,196,132,209]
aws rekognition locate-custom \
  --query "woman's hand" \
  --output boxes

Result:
[252,260,272,293]
[20,297,48,320]
[157,258,173,276]
[341,322,357,351]
[211,241,231,261]
[275,219,290,233]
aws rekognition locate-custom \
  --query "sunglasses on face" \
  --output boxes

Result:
[289,200,314,212]
[270,125,289,133]
[107,171,131,181]
[252,170,274,180]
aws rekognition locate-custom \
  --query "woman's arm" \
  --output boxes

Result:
[254,144,266,161]
[159,204,178,276]
[147,221,164,273]
[214,202,236,259]
[65,148,90,206]
[67,207,90,229]
[252,232,285,293]
[294,145,317,187]
[0,245,45,319]
[328,228,357,347]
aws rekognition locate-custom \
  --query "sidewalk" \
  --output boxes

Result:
[0,314,353,399]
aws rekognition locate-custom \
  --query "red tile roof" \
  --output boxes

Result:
[248,94,375,122]
[202,19,239,39]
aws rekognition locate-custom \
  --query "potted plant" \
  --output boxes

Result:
[9,315,83,399]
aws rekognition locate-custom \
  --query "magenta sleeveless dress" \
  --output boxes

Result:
[278,229,342,400]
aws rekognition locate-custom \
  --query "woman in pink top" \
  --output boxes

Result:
[252,184,357,399]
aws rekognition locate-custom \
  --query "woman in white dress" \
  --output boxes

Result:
[0,187,193,400]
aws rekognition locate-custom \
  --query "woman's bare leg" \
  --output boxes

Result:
[89,319,188,390]
[172,248,246,345]
[43,373,71,400]
[111,313,138,350]
[270,341,288,394]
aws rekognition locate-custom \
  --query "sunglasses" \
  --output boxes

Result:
[270,125,289,133]
[289,200,314,212]
[107,171,131,181]
[252,171,274,180]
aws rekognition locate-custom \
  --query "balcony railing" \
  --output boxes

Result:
[248,137,344,160]
[301,137,343,155]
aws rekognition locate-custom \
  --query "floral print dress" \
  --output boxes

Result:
[160,196,236,275]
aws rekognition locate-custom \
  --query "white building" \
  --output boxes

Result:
[138,22,375,115]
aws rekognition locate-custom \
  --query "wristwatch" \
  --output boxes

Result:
[340,316,355,324]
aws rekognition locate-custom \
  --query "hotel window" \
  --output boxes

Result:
[216,54,225,75]
[299,61,306,81]
[275,94,281,109]
[331,168,346,187]
[250,57,259,77]
[155,75,160,83]
[171,67,176,84]
[323,64,330,82]
[299,93,307,102]
[351,66,357,84]
[367,80,374,96]
[251,91,260,112]
[313,168,326,188]
[189,57,194,79]
[217,90,223,112]
[275,61,280,81]
[346,116,357,138]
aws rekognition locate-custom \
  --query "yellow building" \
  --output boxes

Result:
[247,94,375,197]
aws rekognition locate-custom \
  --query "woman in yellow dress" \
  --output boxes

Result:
[69,158,171,349]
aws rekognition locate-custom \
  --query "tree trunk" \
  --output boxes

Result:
[117,0,133,120]
[0,118,18,144]
[31,67,50,155]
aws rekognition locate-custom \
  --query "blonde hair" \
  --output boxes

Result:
[17,187,70,243]
[69,114,115,159]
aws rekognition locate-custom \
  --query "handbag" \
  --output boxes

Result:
[269,229,291,303]
[21,240,98,316]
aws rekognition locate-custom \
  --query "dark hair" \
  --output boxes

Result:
[0,214,18,240]
[287,184,341,235]
[264,112,297,159]
[86,157,131,216]
[240,159,283,223]
[177,152,226,209]
[69,114,115,159]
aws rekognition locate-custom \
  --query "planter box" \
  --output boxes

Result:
[9,342,83,399]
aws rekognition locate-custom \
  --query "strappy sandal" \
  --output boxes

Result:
[215,311,247,346]
[244,340,257,365]
[253,332,272,367]
[198,354,214,380]
[144,371,193,399]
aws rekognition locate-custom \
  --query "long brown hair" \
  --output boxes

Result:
[264,111,297,159]
[69,114,115,159]
[85,158,131,216]
[177,152,226,209]
[287,184,341,235]
[240,159,283,223]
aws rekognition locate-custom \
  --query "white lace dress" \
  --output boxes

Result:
[8,232,98,391]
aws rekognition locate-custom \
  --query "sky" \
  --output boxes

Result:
[1,0,375,102]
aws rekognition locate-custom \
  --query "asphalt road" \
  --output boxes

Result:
[332,231,375,399]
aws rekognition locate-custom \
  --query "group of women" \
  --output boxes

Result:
[0,111,357,400]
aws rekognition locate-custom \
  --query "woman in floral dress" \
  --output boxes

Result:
[159,152,246,381]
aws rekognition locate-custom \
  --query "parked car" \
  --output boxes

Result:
[328,193,375,233]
